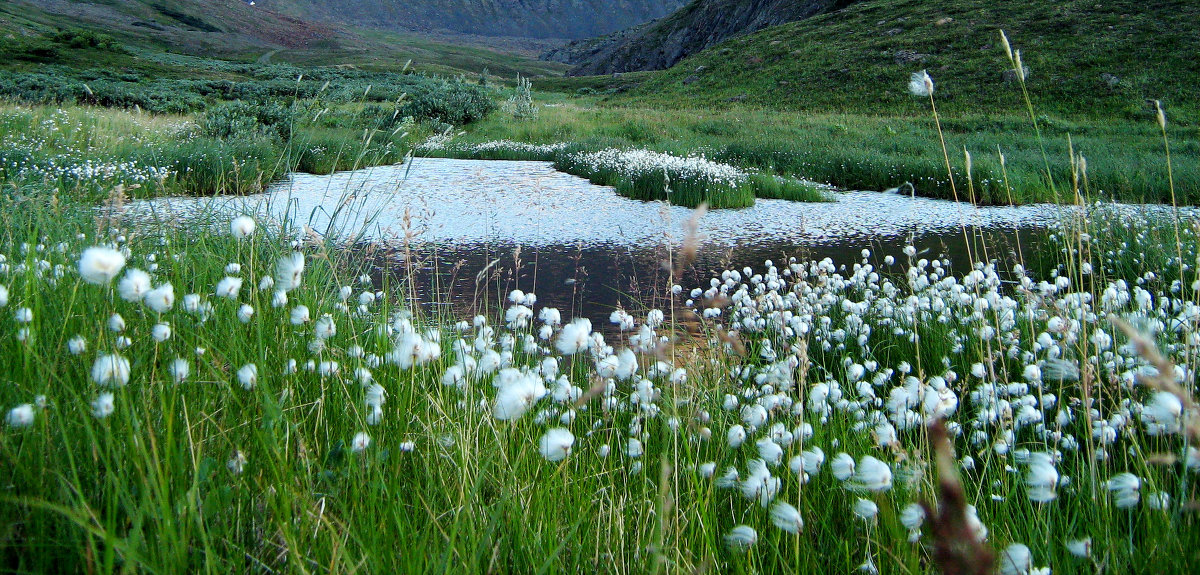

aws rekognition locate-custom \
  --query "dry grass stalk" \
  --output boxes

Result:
[920,421,994,575]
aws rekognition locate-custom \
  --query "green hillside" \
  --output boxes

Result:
[603,0,1199,120]
[0,0,568,77]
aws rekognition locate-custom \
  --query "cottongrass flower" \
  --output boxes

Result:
[626,438,644,458]
[230,215,256,240]
[740,459,781,507]
[118,269,151,302]
[237,304,254,323]
[144,283,175,313]
[151,323,171,342]
[1025,452,1059,502]
[1066,537,1091,558]
[769,502,803,534]
[909,70,934,97]
[275,252,305,292]
[858,557,878,575]
[67,335,87,355]
[538,428,575,461]
[1146,491,1171,510]
[1106,472,1141,508]
[853,498,879,522]
[169,358,190,383]
[91,354,131,387]
[698,462,717,477]
[832,452,856,481]
[492,372,547,420]
[351,432,371,453]
[899,502,925,542]
[998,543,1031,575]
[314,314,336,339]
[237,364,258,390]
[227,450,247,474]
[14,307,32,324]
[727,424,747,448]
[724,525,757,549]
[0,284,7,307]
[107,313,125,332]
[555,318,592,354]
[290,305,311,325]
[6,404,34,428]
[79,246,126,285]
[849,455,893,492]
[1142,391,1183,435]
[756,437,784,466]
[215,277,243,299]
[91,393,115,418]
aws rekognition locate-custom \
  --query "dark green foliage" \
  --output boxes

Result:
[400,78,496,126]
[201,101,294,140]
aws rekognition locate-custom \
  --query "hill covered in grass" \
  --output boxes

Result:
[0,0,569,76]
[599,0,1199,120]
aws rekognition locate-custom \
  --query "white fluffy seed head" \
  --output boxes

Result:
[230,215,256,240]
[79,247,126,285]
[538,428,575,462]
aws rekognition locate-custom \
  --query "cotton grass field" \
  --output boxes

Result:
[2,159,1200,573]
[2,46,1200,575]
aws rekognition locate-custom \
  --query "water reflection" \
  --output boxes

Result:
[129,158,1061,325]
[370,227,1043,332]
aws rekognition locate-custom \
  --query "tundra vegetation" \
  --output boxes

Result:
[0,11,1198,575]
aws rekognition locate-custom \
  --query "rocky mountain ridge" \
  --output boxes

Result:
[259,0,688,40]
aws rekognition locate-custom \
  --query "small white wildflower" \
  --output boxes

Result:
[351,431,371,453]
[853,498,879,522]
[230,215,256,239]
[144,283,175,313]
[275,252,305,292]
[1065,537,1091,558]
[215,276,243,299]
[68,335,87,355]
[6,404,34,427]
[227,450,247,474]
[91,393,115,418]
[237,364,258,390]
[170,358,190,383]
[538,428,575,462]
[724,525,758,549]
[770,502,803,534]
[909,70,934,97]
[79,247,126,285]
[290,305,311,325]
[998,543,1032,575]
[91,354,131,387]
[118,269,152,302]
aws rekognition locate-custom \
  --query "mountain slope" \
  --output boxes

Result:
[563,0,854,74]
[605,0,1199,118]
[259,0,687,41]
[0,0,570,76]
[1,0,341,57]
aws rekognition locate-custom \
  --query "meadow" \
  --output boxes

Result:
[0,23,1199,575]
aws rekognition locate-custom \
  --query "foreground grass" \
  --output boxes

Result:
[0,170,1198,571]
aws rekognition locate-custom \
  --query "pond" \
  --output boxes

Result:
[130,158,1066,326]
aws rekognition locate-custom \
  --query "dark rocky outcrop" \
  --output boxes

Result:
[262,0,687,40]
[559,0,859,75]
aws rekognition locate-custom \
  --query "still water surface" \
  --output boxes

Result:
[131,158,1065,325]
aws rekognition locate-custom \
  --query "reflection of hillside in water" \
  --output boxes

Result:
[370,227,1041,331]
